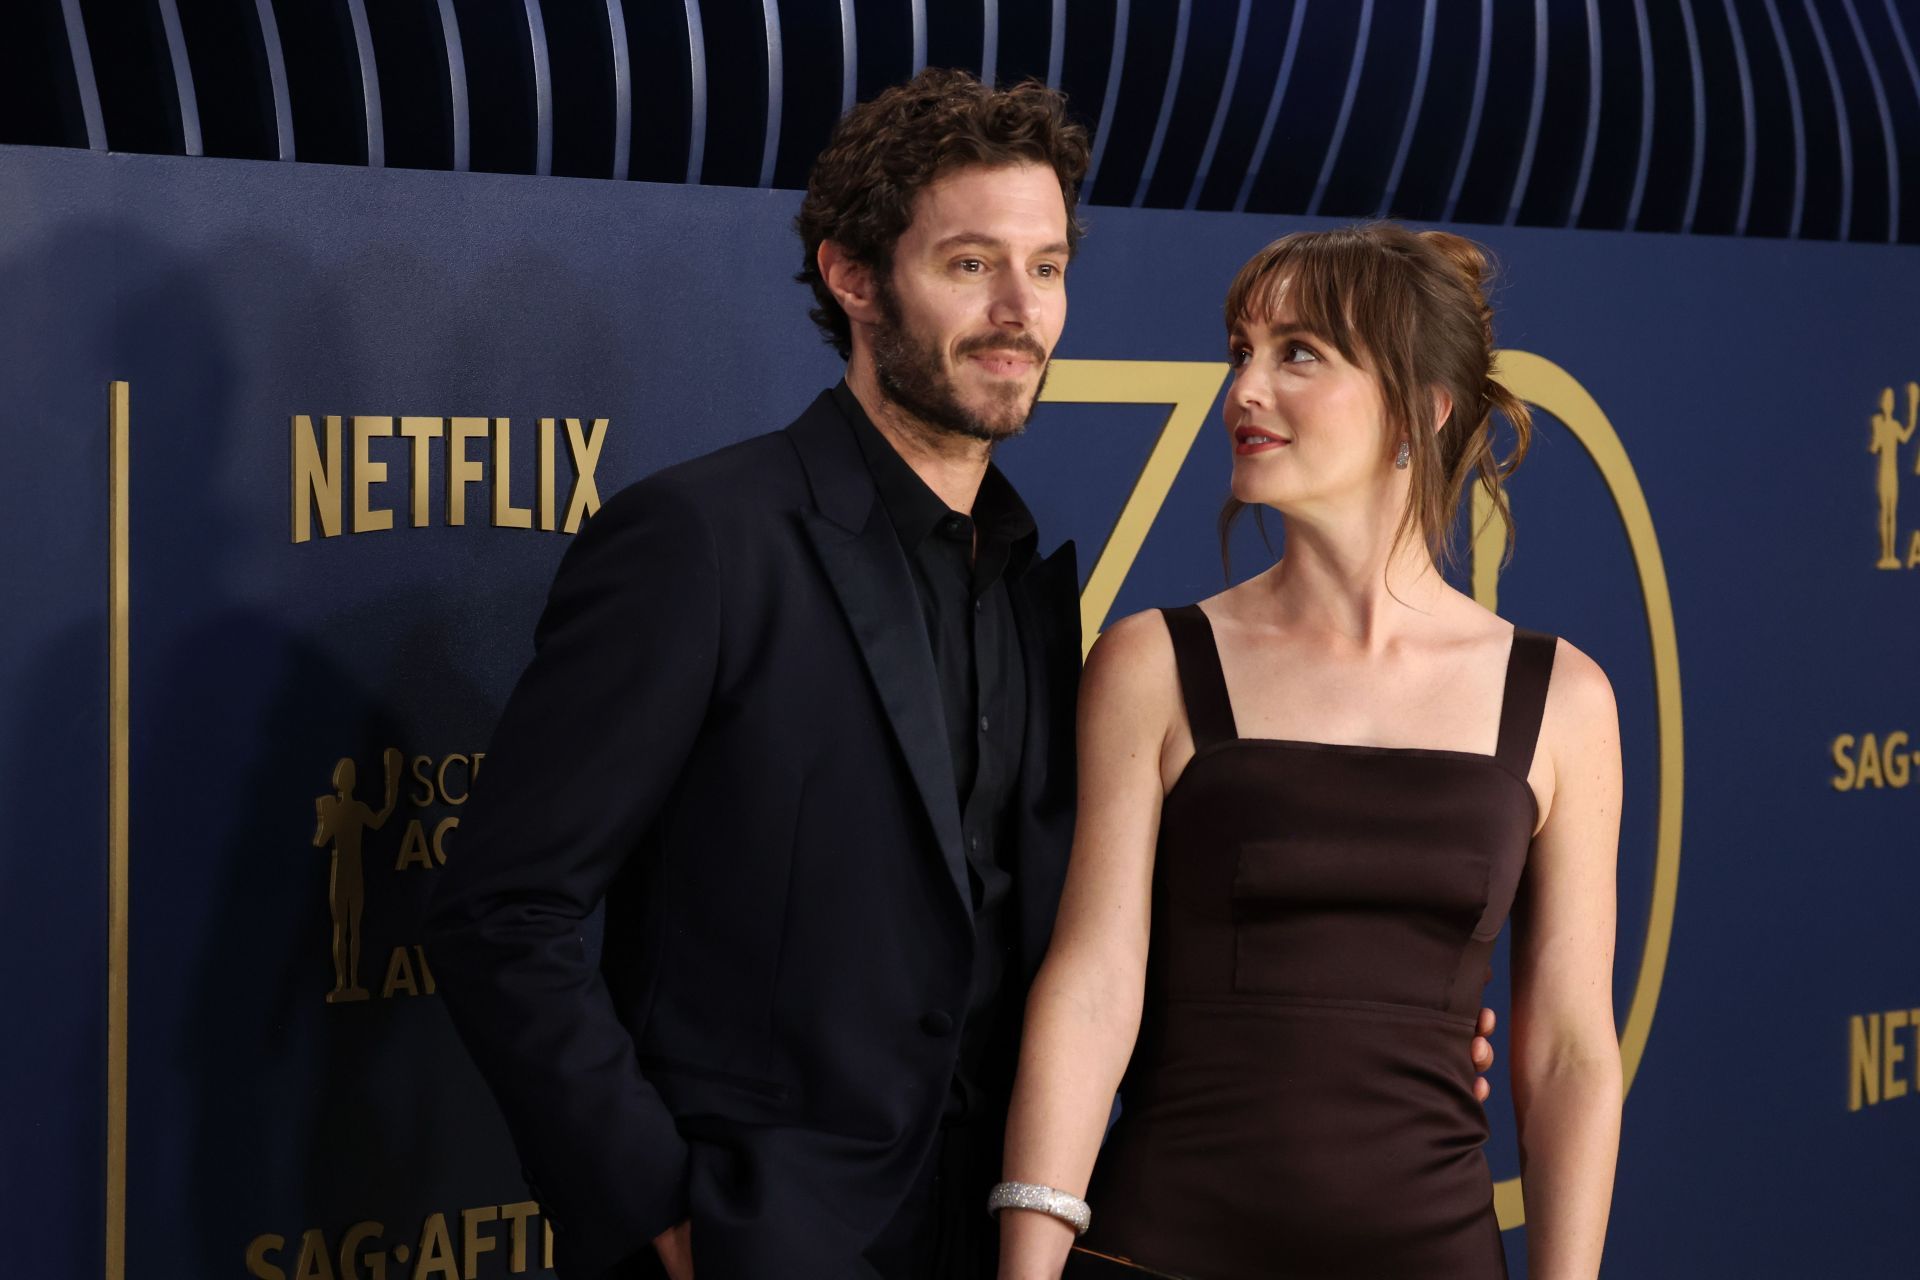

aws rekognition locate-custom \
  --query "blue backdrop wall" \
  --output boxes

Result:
[4,142,1917,1278]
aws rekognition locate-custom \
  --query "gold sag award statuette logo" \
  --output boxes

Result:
[1039,354,1683,1233]
[1871,381,1920,570]
[253,752,547,1278]
[312,748,484,1003]
[312,749,402,1002]
[1832,383,1920,795]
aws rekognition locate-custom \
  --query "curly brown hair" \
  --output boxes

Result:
[795,68,1091,358]
[1220,222,1533,577]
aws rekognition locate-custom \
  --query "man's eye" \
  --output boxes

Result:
[957,259,984,273]
[1036,263,1061,279]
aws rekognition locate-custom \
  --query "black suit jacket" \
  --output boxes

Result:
[428,389,1080,1279]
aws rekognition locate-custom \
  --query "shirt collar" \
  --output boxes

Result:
[832,381,1039,575]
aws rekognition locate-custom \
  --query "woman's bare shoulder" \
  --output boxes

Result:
[1540,635,1620,752]
[1084,608,1179,686]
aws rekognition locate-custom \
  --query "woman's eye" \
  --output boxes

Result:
[1285,342,1318,363]
[1229,348,1251,367]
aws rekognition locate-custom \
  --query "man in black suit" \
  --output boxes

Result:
[429,70,1088,1280]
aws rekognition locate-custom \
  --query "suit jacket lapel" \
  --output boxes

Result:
[788,395,971,915]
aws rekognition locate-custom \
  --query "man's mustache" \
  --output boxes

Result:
[955,335,1050,364]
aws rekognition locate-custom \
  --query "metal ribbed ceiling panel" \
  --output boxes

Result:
[6,0,1920,243]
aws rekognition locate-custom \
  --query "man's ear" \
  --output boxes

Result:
[819,241,882,327]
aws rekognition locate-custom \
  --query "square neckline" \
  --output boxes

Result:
[1168,731,1544,841]
[1164,604,1555,802]
[1206,614,1517,762]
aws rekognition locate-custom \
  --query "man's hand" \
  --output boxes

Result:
[1471,1006,1497,1103]
[653,1220,694,1280]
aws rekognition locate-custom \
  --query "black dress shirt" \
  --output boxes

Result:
[836,382,1037,1119]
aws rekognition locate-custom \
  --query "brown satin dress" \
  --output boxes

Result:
[1075,605,1556,1280]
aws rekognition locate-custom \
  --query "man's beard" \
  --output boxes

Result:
[870,279,1049,444]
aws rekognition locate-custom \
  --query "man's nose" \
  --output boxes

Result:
[987,270,1041,328]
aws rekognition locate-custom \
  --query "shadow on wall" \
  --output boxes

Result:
[0,214,565,1273]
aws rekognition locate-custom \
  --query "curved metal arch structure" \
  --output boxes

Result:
[154,0,201,156]
[608,0,631,180]
[1722,0,1760,234]
[1081,0,1131,204]
[523,0,553,177]
[1184,0,1250,211]
[1131,0,1191,209]
[1677,0,1706,232]
[1375,0,1434,219]
[59,0,106,151]
[1839,0,1899,243]
[254,0,294,161]
[344,0,383,166]
[1803,0,1854,238]
[1624,0,1655,229]
[1444,0,1496,224]
[1565,0,1604,226]
[6,0,1920,244]
[1760,0,1810,237]
[1235,0,1309,215]
[1305,0,1373,218]
[685,0,709,184]
[1504,0,1550,227]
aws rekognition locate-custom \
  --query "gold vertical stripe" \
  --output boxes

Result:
[106,380,129,1280]
[1035,359,1231,655]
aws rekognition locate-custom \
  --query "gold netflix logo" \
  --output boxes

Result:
[290,415,608,543]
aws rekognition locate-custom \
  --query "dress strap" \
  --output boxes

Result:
[1160,605,1240,750]
[1493,628,1559,778]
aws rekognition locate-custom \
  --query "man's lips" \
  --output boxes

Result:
[1234,425,1293,455]
[966,351,1039,377]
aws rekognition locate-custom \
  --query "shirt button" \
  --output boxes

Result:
[979,715,990,732]
[920,1010,955,1036]
[968,833,980,852]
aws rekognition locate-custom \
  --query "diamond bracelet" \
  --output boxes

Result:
[986,1180,1093,1235]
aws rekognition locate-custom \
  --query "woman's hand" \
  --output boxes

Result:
[653,1219,694,1280]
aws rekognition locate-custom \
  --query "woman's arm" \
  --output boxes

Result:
[997,612,1181,1280]
[1509,639,1624,1280]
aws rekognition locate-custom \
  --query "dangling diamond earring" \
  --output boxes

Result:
[1394,439,1411,470]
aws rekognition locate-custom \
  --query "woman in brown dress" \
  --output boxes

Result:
[994,224,1622,1279]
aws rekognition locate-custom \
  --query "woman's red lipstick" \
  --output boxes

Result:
[1233,425,1292,455]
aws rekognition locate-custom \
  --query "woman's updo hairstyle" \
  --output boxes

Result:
[1220,221,1532,575]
